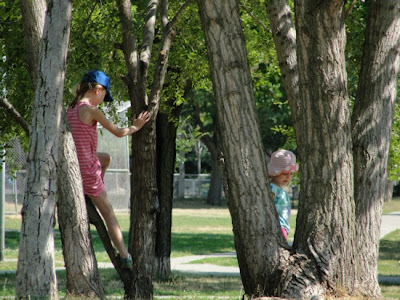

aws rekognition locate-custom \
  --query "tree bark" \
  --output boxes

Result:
[16,0,73,297]
[192,98,223,205]
[294,0,356,293]
[117,1,158,298]
[202,135,222,206]
[18,0,104,296]
[117,0,182,297]
[265,0,300,145]
[19,0,46,87]
[155,105,182,279]
[206,150,222,206]
[351,0,400,296]
[197,0,302,297]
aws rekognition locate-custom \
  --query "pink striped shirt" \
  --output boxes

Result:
[67,102,105,196]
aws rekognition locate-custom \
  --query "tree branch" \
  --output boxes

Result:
[0,97,30,136]
[169,0,194,29]
[85,196,132,291]
[344,0,358,20]
[117,0,138,84]
[239,2,269,31]
[140,0,159,70]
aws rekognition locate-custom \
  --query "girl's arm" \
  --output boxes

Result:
[89,106,150,137]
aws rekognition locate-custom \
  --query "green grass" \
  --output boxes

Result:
[383,197,400,214]
[0,197,399,298]
[190,256,239,267]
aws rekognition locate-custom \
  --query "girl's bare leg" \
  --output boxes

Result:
[97,152,111,177]
[88,190,130,259]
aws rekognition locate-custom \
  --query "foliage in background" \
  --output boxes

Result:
[0,2,31,148]
[1,0,398,181]
[388,101,400,182]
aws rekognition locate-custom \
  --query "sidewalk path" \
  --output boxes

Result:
[171,212,400,280]
[380,212,400,238]
[2,213,399,282]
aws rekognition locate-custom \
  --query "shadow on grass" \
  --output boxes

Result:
[172,232,234,255]
[0,268,243,298]
[379,238,400,261]
[4,229,124,254]
[173,198,229,210]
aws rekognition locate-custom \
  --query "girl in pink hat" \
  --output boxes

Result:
[267,149,298,240]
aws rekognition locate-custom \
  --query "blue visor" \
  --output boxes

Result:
[81,70,114,102]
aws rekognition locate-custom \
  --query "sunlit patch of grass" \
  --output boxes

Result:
[190,257,238,267]
[383,197,400,214]
[154,274,243,299]
[381,284,400,299]
[379,230,400,276]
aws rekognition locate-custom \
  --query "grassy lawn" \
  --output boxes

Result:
[0,197,399,298]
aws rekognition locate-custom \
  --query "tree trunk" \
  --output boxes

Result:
[57,110,104,298]
[207,157,222,206]
[351,0,400,296]
[178,160,185,198]
[191,88,223,206]
[16,0,72,297]
[117,0,179,297]
[19,0,104,296]
[294,0,356,293]
[117,2,156,298]
[265,0,300,145]
[155,104,182,279]
[197,0,299,297]
[19,0,46,87]
[385,180,394,203]
[202,135,222,206]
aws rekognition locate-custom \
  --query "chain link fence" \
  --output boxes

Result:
[2,137,221,215]
[2,130,131,214]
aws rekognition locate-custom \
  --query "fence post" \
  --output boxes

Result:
[0,149,5,261]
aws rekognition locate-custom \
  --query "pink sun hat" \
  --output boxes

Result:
[267,149,299,176]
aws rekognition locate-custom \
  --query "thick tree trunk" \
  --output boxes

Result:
[117,0,179,297]
[57,111,104,298]
[129,118,158,299]
[117,2,156,298]
[197,0,304,297]
[155,105,181,279]
[16,0,72,298]
[351,0,400,296]
[19,0,104,296]
[294,0,356,293]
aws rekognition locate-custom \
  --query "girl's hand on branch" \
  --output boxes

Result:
[131,111,151,133]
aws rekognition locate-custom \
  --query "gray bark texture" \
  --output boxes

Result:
[16,0,73,298]
[19,0,46,86]
[117,0,179,297]
[294,0,356,293]
[196,0,310,297]
[18,0,105,296]
[155,108,180,279]
[117,1,158,298]
[192,99,223,206]
[352,0,400,296]
[265,0,300,145]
